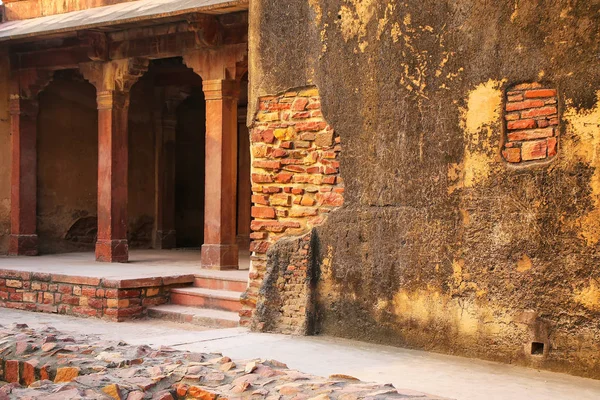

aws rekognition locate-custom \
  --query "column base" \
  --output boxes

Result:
[154,230,176,250]
[96,239,128,263]
[8,234,38,256]
[201,244,239,270]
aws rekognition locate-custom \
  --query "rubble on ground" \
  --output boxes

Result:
[0,323,448,399]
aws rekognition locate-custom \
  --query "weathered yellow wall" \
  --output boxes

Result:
[251,0,600,379]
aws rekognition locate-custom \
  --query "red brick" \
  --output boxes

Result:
[250,232,267,240]
[22,360,38,386]
[507,94,523,102]
[507,119,536,130]
[87,297,104,309]
[292,112,311,119]
[61,295,80,306]
[292,98,309,111]
[272,148,288,158]
[547,137,558,157]
[250,241,271,253]
[58,284,73,295]
[287,208,317,217]
[512,82,542,90]
[536,119,550,128]
[9,292,22,302]
[251,207,276,219]
[524,89,557,98]
[251,129,275,144]
[31,272,51,281]
[81,286,97,297]
[262,187,282,194]
[268,102,291,111]
[505,99,545,112]
[105,289,119,298]
[521,139,548,161]
[502,147,521,163]
[252,195,270,205]
[5,360,19,383]
[275,173,293,183]
[118,289,142,297]
[295,121,327,132]
[521,106,557,119]
[280,141,293,149]
[0,270,30,280]
[252,173,274,184]
[253,160,281,170]
[317,192,344,207]
[284,165,306,173]
[507,127,554,142]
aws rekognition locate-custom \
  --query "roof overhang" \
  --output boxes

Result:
[0,0,248,43]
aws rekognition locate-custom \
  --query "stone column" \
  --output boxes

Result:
[80,58,148,263]
[153,89,181,249]
[8,70,52,256]
[201,79,239,270]
[8,96,39,256]
[95,90,131,262]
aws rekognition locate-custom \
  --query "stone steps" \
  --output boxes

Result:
[170,287,243,312]
[148,271,247,327]
[147,304,239,328]
[193,271,248,292]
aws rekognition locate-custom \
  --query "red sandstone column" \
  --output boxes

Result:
[153,109,177,250]
[9,96,39,256]
[95,90,130,262]
[201,79,239,270]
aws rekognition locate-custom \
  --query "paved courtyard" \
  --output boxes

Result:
[1,309,600,399]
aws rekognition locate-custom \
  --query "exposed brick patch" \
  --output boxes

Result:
[502,83,559,164]
[240,87,343,329]
[0,270,194,322]
[251,233,316,335]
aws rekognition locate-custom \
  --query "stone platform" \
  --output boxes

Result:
[0,250,249,322]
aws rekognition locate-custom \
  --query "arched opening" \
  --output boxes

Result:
[175,88,206,248]
[128,57,205,250]
[36,70,98,254]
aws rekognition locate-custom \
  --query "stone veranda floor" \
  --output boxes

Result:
[2,309,600,400]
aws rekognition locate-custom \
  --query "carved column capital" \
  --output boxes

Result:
[10,69,53,101]
[182,44,246,81]
[80,58,149,93]
[202,79,239,101]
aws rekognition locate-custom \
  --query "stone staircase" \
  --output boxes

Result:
[147,270,248,328]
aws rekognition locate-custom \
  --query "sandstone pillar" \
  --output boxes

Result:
[95,90,131,262]
[8,71,52,256]
[201,79,239,269]
[9,97,39,256]
[153,88,187,249]
[80,59,148,262]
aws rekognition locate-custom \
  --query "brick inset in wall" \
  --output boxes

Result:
[240,87,343,329]
[502,83,559,164]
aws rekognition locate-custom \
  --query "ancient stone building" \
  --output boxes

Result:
[1,0,600,381]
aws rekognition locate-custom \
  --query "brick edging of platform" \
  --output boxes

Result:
[0,269,195,321]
